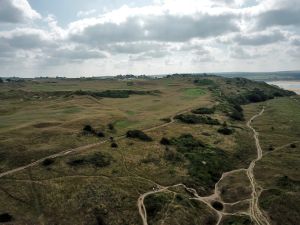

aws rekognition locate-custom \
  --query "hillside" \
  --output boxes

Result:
[0,75,299,225]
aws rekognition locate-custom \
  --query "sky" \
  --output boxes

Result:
[0,0,300,77]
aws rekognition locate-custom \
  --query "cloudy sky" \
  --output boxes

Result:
[0,0,300,77]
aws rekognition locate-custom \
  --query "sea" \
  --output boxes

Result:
[267,81,300,95]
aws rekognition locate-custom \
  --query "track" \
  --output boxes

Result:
[246,107,270,225]
[137,107,270,225]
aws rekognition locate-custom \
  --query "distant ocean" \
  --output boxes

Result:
[267,81,300,95]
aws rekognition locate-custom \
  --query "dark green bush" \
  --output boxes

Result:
[230,110,244,121]
[290,143,297,148]
[193,79,215,86]
[192,107,215,114]
[126,130,152,141]
[97,131,105,137]
[83,125,95,134]
[164,149,184,163]
[67,152,112,168]
[144,194,169,218]
[218,127,234,135]
[42,158,55,166]
[0,213,13,222]
[160,137,171,145]
[175,114,220,125]
[111,142,118,148]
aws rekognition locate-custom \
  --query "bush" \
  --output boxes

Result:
[230,109,244,121]
[175,114,220,125]
[97,131,105,137]
[83,125,95,134]
[111,142,118,148]
[192,107,215,115]
[160,137,171,145]
[218,127,234,135]
[164,149,184,163]
[0,213,13,222]
[67,152,112,168]
[290,143,297,148]
[42,158,55,166]
[126,130,153,142]
[193,79,215,86]
[108,123,115,131]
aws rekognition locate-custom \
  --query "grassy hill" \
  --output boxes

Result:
[0,75,298,225]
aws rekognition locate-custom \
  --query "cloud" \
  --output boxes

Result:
[77,9,97,18]
[0,28,53,49]
[0,0,41,23]
[256,0,300,28]
[233,30,286,45]
[69,12,239,45]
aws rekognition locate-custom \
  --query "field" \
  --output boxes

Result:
[0,75,299,225]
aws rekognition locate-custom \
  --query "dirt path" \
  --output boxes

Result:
[0,107,193,179]
[246,107,270,225]
[137,107,270,225]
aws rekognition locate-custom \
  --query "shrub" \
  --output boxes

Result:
[164,149,184,163]
[175,114,220,125]
[211,201,223,211]
[67,152,112,168]
[290,143,297,148]
[170,134,205,152]
[230,110,244,121]
[192,107,215,114]
[42,158,55,166]
[268,145,275,151]
[126,130,153,141]
[97,131,105,137]
[218,127,234,135]
[111,142,118,148]
[83,125,95,134]
[108,123,115,131]
[0,213,13,222]
[160,137,171,145]
[144,194,169,218]
[193,79,215,86]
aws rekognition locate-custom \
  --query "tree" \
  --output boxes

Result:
[0,78,3,83]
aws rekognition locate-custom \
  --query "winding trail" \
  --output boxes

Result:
[246,107,270,225]
[0,107,192,179]
[137,107,270,225]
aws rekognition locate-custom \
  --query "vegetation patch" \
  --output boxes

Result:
[183,88,206,97]
[67,152,113,168]
[73,89,160,98]
[175,114,220,125]
[42,158,55,166]
[0,213,13,223]
[169,134,231,189]
[126,130,153,142]
[193,79,215,86]
[221,215,253,225]
[218,126,234,135]
[144,193,170,219]
[192,107,215,115]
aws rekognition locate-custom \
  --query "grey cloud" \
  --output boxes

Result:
[257,8,300,28]
[130,50,170,61]
[105,42,166,54]
[0,0,40,23]
[51,47,107,61]
[233,30,285,46]
[70,13,239,45]
[230,46,262,59]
